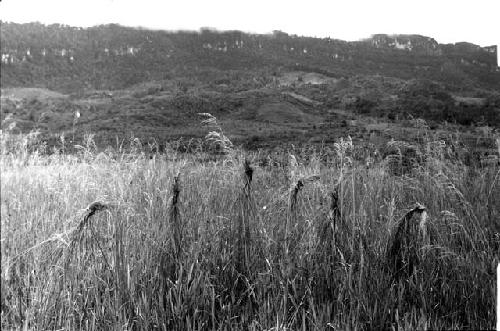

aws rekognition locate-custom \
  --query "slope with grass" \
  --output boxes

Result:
[2,74,499,155]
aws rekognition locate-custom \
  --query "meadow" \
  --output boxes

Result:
[1,129,499,330]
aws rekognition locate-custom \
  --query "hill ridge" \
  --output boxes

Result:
[1,22,498,92]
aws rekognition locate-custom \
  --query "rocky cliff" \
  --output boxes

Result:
[1,22,498,92]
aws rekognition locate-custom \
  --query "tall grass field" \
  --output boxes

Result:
[1,130,499,330]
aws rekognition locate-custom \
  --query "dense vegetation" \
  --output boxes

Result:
[1,22,499,149]
[1,22,498,92]
[1,129,499,330]
[1,75,499,153]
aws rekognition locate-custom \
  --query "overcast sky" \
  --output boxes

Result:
[1,0,499,50]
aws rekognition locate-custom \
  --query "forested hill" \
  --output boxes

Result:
[1,22,498,92]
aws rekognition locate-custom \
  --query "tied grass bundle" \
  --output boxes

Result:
[169,173,182,258]
[288,175,320,215]
[386,203,428,280]
[231,159,259,318]
[235,159,254,276]
[63,201,109,273]
[286,174,320,253]
[318,188,343,248]
[282,174,320,325]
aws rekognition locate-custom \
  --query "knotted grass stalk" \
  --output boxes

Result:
[329,189,342,235]
[40,201,121,329]
[287,174,321,248]
[318,188,342,250]
[235,159,254,276]
[169,173,182,259]
[63,201,109,273]
[231,159,257,316]
[282,174,319,326]
[386,203,428,280]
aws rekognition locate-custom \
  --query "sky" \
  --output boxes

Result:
[1,0,499,58]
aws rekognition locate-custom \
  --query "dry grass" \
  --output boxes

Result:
[1,134,498,330]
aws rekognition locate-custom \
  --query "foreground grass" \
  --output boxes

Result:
[1,140,499,330]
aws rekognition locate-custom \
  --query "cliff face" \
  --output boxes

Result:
[366,34,497,67]
[368,34,443,56]
[1,22,498,92]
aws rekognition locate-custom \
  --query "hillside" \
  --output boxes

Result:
[1,22,498,92]
[1,22,499,152]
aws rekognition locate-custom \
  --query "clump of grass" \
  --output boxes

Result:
[198,113,233,156]
[281,174,320,326]
[63,201,109,271]
[288,178,304,217]
[384,140,425,176]
[285,174,320,255]
[169,173,182,258]
[27,200,119,329]
[233,159,259,279]
[317,188,343,249]
[232,159,256,308]
[235,159,254,273]
[386,203,428,280]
